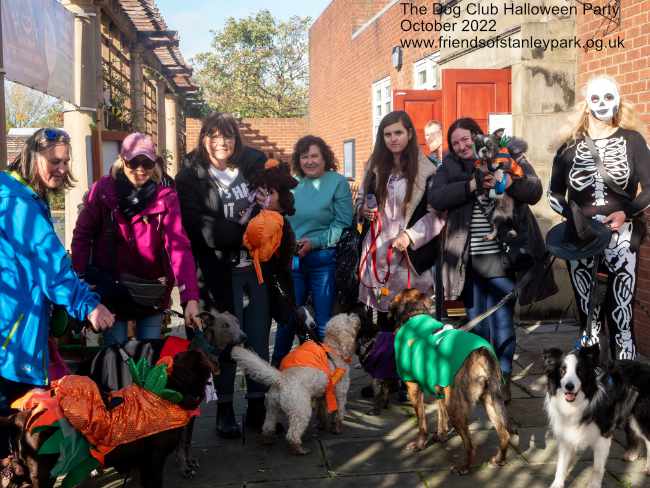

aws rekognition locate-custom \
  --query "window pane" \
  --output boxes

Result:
[419,70,427,85]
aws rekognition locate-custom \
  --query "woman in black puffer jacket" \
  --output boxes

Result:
[175,113,269,437]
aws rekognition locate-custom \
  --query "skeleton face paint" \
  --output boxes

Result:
[586,78,620,122]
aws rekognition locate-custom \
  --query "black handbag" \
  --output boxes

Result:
[335,225,364,308]
[83,208,168,319]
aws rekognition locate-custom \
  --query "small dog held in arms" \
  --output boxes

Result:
[543,345,647,488]
[390,289,511,475]
[231,313,360,455]
[472,129,526,241]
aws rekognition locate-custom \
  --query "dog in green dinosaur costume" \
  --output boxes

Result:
[390,289,512,475]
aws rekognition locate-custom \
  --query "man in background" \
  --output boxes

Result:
[424,120,442,167]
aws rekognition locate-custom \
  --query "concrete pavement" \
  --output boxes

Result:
[84,322,648,487]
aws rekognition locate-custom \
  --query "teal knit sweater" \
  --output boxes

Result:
[288,171,353,250]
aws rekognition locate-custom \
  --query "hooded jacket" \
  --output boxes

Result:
[0,172,99,386]
[429,152,557,305]
[71,175,200,308]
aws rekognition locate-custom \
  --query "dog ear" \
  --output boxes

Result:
[542,348,563,373]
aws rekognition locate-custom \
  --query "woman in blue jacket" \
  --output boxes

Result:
[0,128,115,456]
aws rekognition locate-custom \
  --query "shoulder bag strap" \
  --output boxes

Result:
[584,135,631,201]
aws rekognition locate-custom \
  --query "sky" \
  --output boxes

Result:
[155,0,332,63]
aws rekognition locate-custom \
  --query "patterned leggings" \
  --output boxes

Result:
[568,221,638,360]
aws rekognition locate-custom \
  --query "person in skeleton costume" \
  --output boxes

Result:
[548,75,650,360]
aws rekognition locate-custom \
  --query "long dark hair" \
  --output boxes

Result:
[8,128,75,198]
[193,112,243,167]
[446,117,483,158]
[368,111,419,215]
[291,135,338,177]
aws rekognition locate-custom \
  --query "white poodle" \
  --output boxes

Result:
[231,313,360,454]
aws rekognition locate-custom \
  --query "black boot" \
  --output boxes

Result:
[245,398,266,431]
[216,402,241,439]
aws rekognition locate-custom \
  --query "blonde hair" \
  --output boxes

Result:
[110,156,162,183]
[551,75,645,151]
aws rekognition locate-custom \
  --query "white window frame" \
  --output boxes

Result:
[372,76,392,140]
[412,53,440,90]
[343,139,355,179]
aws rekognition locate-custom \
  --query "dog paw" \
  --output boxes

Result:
[289,443,311,456]
[405,437,428,452]
[451,464,470,475]
[181,466,197,479]
[489,455,507,467]
[623,449,640,462]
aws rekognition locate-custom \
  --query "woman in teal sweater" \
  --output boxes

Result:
[272,136,353,365]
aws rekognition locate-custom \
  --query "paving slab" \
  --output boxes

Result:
[323,429,528,476]
[417,461,621,488]
[512,374,547,399]
[507,398,549,428]
[511,427,628,465]
[245,473,422,487]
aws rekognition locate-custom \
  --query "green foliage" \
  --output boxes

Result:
[193,10,310,118]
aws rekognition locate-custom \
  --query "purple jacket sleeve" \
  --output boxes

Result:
[162,190,200,304]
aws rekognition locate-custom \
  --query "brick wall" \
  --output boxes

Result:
[241,118,308,162]
[185,117,203,154]
[184,116,307,163]
[309,0,435,181]
[576,0,650,354]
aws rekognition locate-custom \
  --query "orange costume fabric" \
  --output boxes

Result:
[243,208,284,284]
[14,375,194,464]
[279,341,345,413]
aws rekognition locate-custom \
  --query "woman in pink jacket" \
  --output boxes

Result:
[71,133,201,345]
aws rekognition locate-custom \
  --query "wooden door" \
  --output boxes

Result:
[393,89,443,155]
[442,68,511,138]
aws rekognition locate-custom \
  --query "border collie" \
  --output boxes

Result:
[543,345,642,488]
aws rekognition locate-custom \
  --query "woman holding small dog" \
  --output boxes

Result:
[175,112,272,437]
[271,135,353,365]
[356,111,445,392]
[71,132,202,345]
[429,118,553,402]
[0,129,115,457]
[548,75,650,361]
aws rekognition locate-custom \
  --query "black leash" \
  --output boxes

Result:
[458,258,551,332]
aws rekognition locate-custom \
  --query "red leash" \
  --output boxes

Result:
[358,214,411,295]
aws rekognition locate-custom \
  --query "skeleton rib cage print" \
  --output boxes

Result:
[569,137,629,208]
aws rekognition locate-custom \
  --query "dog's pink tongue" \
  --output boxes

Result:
[564,392,576,402]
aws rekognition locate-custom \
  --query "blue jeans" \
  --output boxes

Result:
[272,248,336,365]
[462,270,516,375]
[103,313,163,346]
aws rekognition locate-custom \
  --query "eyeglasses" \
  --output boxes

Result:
[42,128,70,143]
[124,157,156,170]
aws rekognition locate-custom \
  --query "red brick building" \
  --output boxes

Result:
[576,0,650,354]
[309,0,435,180]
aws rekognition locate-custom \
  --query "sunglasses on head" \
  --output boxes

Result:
[124,156,156,170]
[39,128,70,144]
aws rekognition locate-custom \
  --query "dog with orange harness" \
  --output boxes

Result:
[231,313,360,455]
